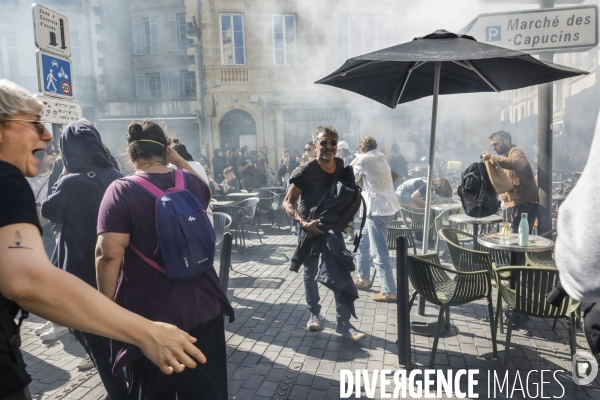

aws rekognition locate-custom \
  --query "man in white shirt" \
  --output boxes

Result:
[351,136,402,302]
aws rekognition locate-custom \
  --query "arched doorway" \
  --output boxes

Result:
[219,109,257,151]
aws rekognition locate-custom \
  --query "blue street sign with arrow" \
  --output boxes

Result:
[36,51,74,99]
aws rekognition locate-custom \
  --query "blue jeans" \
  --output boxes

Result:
[299,232,352,323]
[355,215,397,294]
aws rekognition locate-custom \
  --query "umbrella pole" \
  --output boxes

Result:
[417,61,441,317]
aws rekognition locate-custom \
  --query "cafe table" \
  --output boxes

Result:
[447,213,503,237]
[476,232,555,254]
[226,192,258,202]
[210,200,234,207]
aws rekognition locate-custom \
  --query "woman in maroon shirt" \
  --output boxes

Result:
[96,121,234,399]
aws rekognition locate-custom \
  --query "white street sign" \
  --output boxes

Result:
[461,5,598,53]
[36,95,82,124]
[32,4,71,58]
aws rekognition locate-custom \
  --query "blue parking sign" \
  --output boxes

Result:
[486,26,501,42]
[36,51,74,99]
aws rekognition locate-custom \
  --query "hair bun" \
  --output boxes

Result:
[171,138,180,144]
[127,123,144,142]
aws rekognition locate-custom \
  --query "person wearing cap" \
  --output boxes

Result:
[336,141,354,167]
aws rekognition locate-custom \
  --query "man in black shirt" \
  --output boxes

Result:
[0,80,205,399]
[283,126,365,341]
[387,143,408,189]
[237,145,255,187]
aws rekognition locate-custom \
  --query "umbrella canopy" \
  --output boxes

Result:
[316,29,587,256]
[316,30,585,108]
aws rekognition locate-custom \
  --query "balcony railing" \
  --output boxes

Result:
[220,69,249,82]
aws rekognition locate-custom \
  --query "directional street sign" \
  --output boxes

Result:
[36,51,75,99]
[32,4,71,58]
[461,5,598,53]
[36,95,82,124]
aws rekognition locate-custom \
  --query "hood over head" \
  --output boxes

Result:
[213,148,222,157]
[60,120,115,174]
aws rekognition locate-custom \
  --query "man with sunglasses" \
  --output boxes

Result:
[283,126,365,341]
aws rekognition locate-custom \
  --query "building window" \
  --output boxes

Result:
[169,13,190,52]
[220,13,245,65]
[513,108,518,123]
[0,32,18,78]
[273,14,296,65]
[337,15,389,64]
[132,17,158,55]
[181,71,196,97]
[147,73,161,98]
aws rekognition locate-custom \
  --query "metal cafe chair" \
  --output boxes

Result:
[213,212,232,247]
[234,197,262,251]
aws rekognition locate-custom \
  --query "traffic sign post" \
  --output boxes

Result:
[32,4,71,58]
[36,52,74,100]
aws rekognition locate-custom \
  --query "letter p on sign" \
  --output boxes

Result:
[486,26,501,42]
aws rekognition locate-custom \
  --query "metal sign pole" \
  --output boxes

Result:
[396,236,412,369]
[538,0,555,234]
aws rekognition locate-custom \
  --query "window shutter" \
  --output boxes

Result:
[150,16,159,54]
[168,14,178,52]
[160,71,169,98]
[132,18,142,55]
[169,70,180,98]
[135,73,145,98]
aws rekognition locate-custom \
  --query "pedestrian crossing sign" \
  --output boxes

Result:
[36,51,74,99]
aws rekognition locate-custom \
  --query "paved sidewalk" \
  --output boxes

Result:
[20,222,600,399]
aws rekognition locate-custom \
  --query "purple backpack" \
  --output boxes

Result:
[127,169,215,279]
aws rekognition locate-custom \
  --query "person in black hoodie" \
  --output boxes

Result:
[212,148,227,182]
[41,120,128,400]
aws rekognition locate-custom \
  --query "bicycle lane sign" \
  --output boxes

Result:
[36,51,74,99]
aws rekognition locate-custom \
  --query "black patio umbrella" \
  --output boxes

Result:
[316,29,586,253]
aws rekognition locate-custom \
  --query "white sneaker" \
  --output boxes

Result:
[34,321,52,336]
[77,354,95,370]
[40,325,69,341]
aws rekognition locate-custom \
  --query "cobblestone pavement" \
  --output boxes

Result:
[19,221,600,399]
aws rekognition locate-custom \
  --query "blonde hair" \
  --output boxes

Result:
[359,136,378,153]
[0,79,43,126]
[433,178,453,198]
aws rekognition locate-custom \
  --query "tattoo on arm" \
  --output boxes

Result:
[8,231,32,250]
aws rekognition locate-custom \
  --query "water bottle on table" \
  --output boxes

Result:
[518,213,529,246]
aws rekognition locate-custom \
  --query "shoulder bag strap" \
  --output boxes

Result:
[352,195,368,253]
[129,244,165,273]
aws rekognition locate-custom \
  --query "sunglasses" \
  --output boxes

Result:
[5,118,47,135]
[318,139,337,148]
[45,147,58,155]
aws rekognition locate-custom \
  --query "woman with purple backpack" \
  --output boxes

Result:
[96,121,234,399]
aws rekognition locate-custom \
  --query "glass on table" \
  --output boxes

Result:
[499,222,511,245]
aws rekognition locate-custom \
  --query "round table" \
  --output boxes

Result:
[476,233,554,253]
[447,213,503,237]
[260,186,286,192]
[430,203,461,212]
[226,192,258,202]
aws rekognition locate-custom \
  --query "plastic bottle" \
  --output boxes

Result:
[518,213,529,246]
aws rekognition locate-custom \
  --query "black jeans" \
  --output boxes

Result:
[72,330,128,400]
[508,202,539,265]
[126,316,227,400]
[1,387,31,400]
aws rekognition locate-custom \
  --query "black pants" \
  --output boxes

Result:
[126,316,227,400]
[508,202,539,265]
[1,387,31,400]
[72,330,128,400]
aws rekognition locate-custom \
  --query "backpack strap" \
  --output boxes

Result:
[129,244,165,273]
[126,174,166,199]
[173,169,186,190]
[352,195,368,253]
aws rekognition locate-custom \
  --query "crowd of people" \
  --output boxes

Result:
[4,75,599,399]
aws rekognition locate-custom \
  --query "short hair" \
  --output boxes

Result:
[359,136,378,153]
[241,145,249,153]
[281,148,289,154]
[0,79,43,126]
[223,166,234,175]
[433,178,453,198]
[127,121,168,162]
[390,143,400,153]
[170,138,194,162]
[489,130,512,143]
[312,125,339,144]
